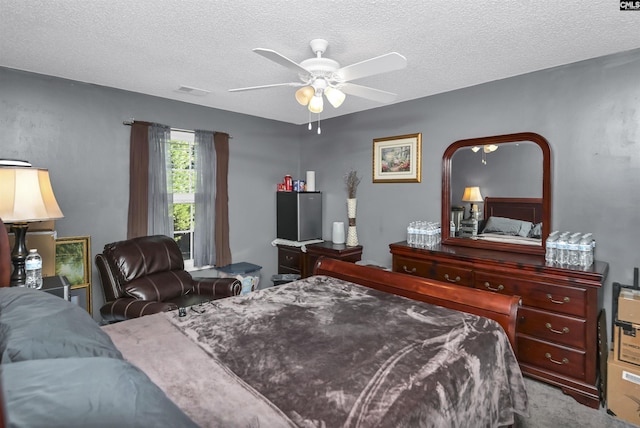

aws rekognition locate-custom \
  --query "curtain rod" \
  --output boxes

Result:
[122,119,232,138]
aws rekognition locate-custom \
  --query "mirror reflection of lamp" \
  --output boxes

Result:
[0,166,64,286]
[461,186,483,220]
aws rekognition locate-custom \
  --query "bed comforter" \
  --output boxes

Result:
[104,275,527,428]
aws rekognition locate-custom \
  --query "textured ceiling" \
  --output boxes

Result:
[1,0,639,125]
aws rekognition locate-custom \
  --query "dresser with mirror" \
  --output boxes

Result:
[390,132,608,408]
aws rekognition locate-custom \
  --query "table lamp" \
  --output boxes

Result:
[0,166,64,286]
[461,186,483,220]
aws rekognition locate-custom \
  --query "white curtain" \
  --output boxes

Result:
[147,124,173,237]
[193,130,216,267]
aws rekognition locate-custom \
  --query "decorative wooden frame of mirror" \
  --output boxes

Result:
[441,132,551,255]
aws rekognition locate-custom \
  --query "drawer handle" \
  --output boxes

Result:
[285,255,294,261]
[444,274,461,283]
[402,265,417,274]
[484,282,504,292]
[547,294,570,305]
[545,323,570,335]
[545,353,569,365]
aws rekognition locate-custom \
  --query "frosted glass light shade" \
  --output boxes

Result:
[0,167,64,222]
[324,87,346,108]
[295,86,314,105]
[308,95,324,113]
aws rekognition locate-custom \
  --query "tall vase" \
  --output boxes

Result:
[346,198,359,246]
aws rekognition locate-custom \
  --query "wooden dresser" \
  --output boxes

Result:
[277,242,363,278]
[389,241,609,408]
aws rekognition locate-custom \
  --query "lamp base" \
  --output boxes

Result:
[9,222,29,287]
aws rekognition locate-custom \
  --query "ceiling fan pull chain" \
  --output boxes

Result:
[317,114,321,135]
[308,110,312,131]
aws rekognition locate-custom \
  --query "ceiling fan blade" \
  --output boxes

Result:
[228,82,304,92]
[340,83,398,103]
[253,48,310,76]
[335,52,407,82]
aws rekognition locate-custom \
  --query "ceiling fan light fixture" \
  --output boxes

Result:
[295,86,314,105]
[324,87,346,108]
[308,95,324,113]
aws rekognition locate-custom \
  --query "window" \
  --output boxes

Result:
[169,130,196,266]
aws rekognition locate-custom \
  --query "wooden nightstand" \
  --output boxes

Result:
[277,241,363,278]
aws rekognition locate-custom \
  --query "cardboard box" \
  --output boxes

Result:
[8,230,57,277]
[614,325,640,367]
[608,358,640,425]
[619,289,640,324]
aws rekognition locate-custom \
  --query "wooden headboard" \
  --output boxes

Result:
[484,197,544,224]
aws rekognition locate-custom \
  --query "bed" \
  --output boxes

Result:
[472,197,544,246]
[102,258,527,428]
[0,213,527,428]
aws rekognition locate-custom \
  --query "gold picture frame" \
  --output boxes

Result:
[55,236,92,315]
[372,133,422,183]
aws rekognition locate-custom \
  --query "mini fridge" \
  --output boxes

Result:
[276,192,322,241]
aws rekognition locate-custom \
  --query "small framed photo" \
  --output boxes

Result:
[372,133,422,183]
[55,236,90,286]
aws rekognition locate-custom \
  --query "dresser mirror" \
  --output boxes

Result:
[441,132,551,255]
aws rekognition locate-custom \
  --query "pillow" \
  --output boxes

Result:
[529,222,543,239]
[481,216,534,238]
[0,287,122,362]
[1,357,199,428]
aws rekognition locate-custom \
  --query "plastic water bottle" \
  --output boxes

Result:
[25,249,43,289]
[545,231,559,264]
[578,233,593,267]
[568,233,582,266]
[556,232,570,265]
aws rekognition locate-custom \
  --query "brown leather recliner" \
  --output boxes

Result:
[96,235,241,322]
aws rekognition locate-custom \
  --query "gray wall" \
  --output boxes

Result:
[0,68,303,317]
[302,48,640,332]
[2,47,639,331]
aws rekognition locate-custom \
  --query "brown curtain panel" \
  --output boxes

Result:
[0,218,10,287]
[127,122,150,239]
[213,132,232,267]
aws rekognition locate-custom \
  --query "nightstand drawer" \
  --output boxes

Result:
[518,335,587,380]
[474,272,587,317]
[393,256,472,286]
[278,247,302,273]
[518,307,586,349]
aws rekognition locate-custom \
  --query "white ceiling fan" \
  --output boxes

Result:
[229,39,407,118]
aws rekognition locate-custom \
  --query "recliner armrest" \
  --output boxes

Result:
[192,277,241,298]
[100,298,176,323]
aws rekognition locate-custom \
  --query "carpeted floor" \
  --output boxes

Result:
[516,378,639,428]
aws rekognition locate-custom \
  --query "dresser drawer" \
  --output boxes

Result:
[518,307,586,349]
[278,247,302,273]
[393,256,472,286]
[518,335,587,380]
[474,272,587,317]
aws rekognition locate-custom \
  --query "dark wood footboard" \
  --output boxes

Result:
[313,257,520,353]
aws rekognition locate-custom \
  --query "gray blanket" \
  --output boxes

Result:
[105,275,527,427]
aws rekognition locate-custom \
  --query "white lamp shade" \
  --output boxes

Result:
[324,87,346,108]
[461,186,483,203]
[0,167,64,222]
[308,95,324,113]
[295,86,314,106]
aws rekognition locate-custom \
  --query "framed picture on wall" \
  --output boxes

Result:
[55,236,90,286]
[372,133,422,183]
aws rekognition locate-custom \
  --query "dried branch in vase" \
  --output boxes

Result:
[344,170,361,199]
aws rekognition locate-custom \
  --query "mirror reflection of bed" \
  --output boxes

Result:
[472,197,543,247]
[442,132,551,256]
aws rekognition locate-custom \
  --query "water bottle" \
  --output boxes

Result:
[25,249,43,289]
[578,233,593,267]
[568,233,581,266]
[545,231,559,264]
[556,232,570,265]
